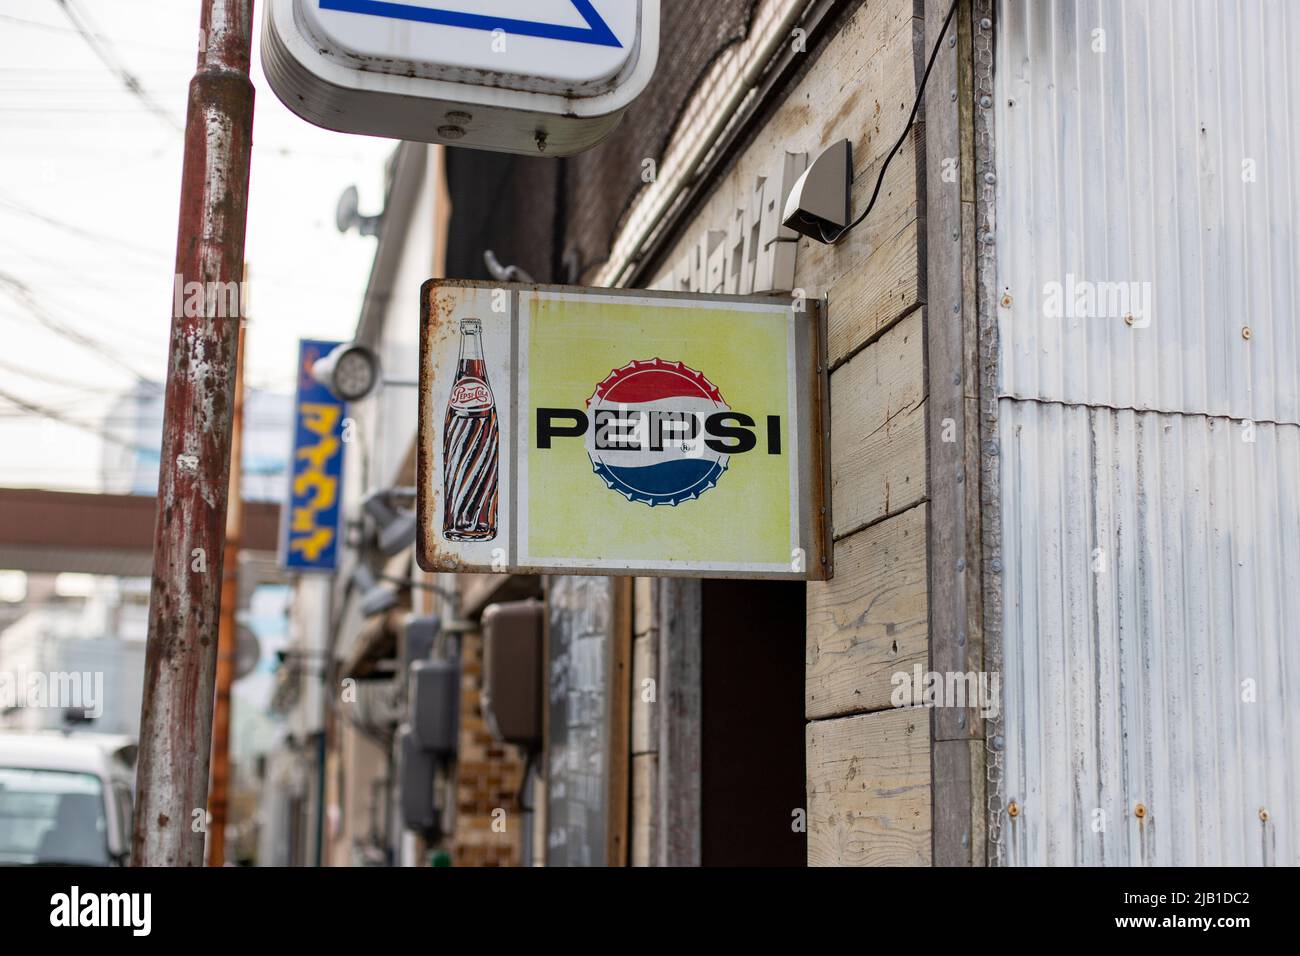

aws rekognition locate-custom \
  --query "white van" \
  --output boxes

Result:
[0,732,136,866]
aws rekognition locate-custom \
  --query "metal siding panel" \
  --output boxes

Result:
[999,402,1300,865]
[996,0,1300,423]
[996,0,1300,867]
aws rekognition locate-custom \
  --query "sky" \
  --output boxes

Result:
[0,0,397,491]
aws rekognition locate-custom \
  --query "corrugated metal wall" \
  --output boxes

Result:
[995,0,1300,865]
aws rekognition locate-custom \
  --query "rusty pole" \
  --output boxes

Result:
[132,0,255,867]
[206,316,246,867]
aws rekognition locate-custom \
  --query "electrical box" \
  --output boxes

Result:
[481,599,544,750]
[409,659,459,757]
[398,725,438,835]
[403,614,439,669]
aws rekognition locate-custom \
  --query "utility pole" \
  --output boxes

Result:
[207,315,246,867]
[133,0,255,867]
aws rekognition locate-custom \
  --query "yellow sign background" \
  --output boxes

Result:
[525,295,792,566]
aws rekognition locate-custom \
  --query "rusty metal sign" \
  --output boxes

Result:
[416,280,829,580]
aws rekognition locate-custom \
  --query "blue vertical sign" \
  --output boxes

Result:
[281,339,346,571]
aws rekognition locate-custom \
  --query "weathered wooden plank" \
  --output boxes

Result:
[631,631,658,755]
[807,503,928,719]
[656,577,700,866]
[796,51,922,310]
[923,0,984,867]
[931,738,975,868]
[830,308,927,538]
[828,219,920,369]
[630,752,657,868]
[807,707,932,866]
[606,577,632,866]
[633,576,654,637]
[808,0,920,178]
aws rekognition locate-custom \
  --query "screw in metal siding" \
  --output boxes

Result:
[981,232,995,245]
[1134,803,1146,819]
[991,558,1003,573]
[1242,326,1252,340]
[1124,313,1135,326]
[1260,807,1270,823]
[951,89,957,102]
[438,125,466,139]
[984,171,996,185]
[984,440,1000,457]
[980,18,992,30]
[961,832,969,848]
[952,229,959,241]
[956,558,966,572]
[958,713,966,728]
[1000,291,1013,307]
[949,35,956,47]
[992,734,1005,751]
[957,630,966,646]
[1008,800,1019,818]
[953,303,960,313]
[979,95,993,109]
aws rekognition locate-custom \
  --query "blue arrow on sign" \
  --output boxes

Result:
[318,0,623,48]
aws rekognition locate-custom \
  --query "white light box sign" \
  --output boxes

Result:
[263,0,660,156]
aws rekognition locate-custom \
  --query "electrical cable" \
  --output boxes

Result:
[0,386,158,456]
[52,0,183,132]
[0,193,170,261]
[0,271,157,381]
[0,12,192,54]
[0,356,136,394]
[820,0,959,245]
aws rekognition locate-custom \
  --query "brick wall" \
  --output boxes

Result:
[450,631,527,866]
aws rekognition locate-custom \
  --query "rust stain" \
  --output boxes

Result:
[821,86,863,145]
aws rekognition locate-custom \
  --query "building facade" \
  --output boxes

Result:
[271,0,1299,867]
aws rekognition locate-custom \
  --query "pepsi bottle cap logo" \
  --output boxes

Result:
[585,358,730,507]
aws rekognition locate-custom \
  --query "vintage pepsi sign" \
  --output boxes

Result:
[417,281,830,580]
[281,339,348,572]
[262,1,660,156]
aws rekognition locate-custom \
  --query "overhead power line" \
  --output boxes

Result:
[0,270,157,382]
[0,12,193,55]
[52,0,183,132]
[0,356,136,395]
[0,384,158,457]
[0,194,169,263]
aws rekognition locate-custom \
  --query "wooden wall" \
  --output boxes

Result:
[629,577,659,866]
[649,0,932,865]
[800,0,930,867]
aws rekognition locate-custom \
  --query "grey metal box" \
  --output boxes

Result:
[408,659,459,757]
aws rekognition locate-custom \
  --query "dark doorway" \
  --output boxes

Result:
[700,579,806,866]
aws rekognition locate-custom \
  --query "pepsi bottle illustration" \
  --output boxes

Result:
[442,317,499,541]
